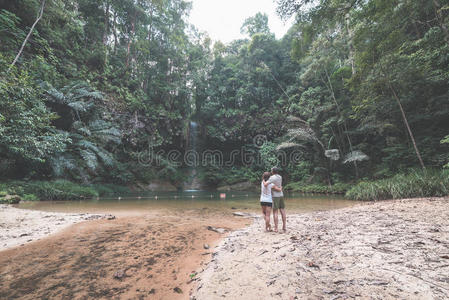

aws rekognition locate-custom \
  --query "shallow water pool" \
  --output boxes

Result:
[15,191,359,215]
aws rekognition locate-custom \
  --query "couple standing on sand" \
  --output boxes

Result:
[260,167,286,233]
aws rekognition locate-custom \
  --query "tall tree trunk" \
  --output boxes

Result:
[8,0,46,72]
[148,6,153,41]
[126,11,137,68]
[386,79,426,170]
[113,11,118,54]
[103,0,110,45]
[345,8,356,75]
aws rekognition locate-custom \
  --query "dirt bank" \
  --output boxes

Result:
[194,198,449,299]
[0,208,250,299]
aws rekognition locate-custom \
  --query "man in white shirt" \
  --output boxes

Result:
[264,167,286,232]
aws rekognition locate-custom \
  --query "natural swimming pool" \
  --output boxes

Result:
[15,191,359,215]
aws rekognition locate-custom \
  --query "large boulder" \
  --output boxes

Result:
[147,180,178,192]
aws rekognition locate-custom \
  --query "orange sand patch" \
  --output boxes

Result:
[0,209,250,300]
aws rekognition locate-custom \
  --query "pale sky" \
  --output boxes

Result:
[188,0,294,43]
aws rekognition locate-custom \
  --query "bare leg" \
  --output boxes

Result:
[280,208,286,232]
[261,206,267,231]
[265,207,272,231]
[273,209,279,232]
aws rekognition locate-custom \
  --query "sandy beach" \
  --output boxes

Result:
[1,198,448,299]
[194,198,449,299]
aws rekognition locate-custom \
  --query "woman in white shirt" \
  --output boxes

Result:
[260,172,282,232]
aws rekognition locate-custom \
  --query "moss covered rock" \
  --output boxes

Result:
[0,194,22,204]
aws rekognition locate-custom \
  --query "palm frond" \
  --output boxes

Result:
[343,150,369,164]
[325,149,340,161]
[287,128,317,142]
[286,115,308,124]
[276,142,301,150]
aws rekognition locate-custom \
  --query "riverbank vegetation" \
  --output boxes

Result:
[0,0,448,200]
[346,169,449,201]
[0,180,131,203]
[284,182,350,195]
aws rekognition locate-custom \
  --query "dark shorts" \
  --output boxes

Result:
[273,197,285,210]
[260,202,272,207]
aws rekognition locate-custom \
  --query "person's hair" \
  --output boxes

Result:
[271,167,279,174]
[262,172,271,181]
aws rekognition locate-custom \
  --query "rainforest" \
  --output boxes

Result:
[0,0,448,201]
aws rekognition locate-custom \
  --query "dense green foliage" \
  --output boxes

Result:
[0,180,131,201]
[346,169,449,201]
[284,182,350,194]
[0,0,196,186]
[0,0,448,199]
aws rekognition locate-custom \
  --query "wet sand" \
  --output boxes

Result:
[0,208,250,300]
[194,198,449,299]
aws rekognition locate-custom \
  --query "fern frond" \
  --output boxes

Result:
[46,88,66,103]
[76,140,98,151]
[50,154,77,177]
[73,89,103,100]
[95,148,115,167]
[89,120,121,144]
[73,121,91,136]
[68,100,93,112]
[80,149,98,171]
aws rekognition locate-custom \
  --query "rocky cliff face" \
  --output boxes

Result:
[217,181,258,192]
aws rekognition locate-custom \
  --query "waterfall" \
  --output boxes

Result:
[184,121,202,191]
[189,121,198,152]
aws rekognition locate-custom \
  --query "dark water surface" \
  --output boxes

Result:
[16,191,359,215]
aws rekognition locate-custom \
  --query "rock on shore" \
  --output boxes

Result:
[193,198,449,299]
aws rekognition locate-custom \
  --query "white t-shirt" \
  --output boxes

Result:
[260,181,275,203]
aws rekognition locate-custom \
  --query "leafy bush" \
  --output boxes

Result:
[199,163,224,186]
[0,182,24,195]
[23,180,99,200]
[259,142,280,170]
[90,183,131,197]
[0,180,136,200]
[286,161,312,182]
[0,194,21,204]
[442,135,449,168]
[219,167,260,185]
[0,56,68,164]
[22,194,38,201]
[284,182,350,194]
[346,169,449,201]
